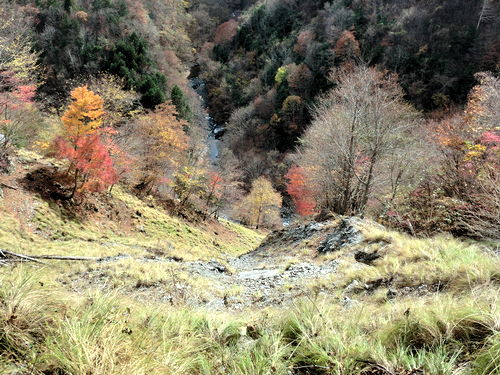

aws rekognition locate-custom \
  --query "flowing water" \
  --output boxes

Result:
[189,77,223,165]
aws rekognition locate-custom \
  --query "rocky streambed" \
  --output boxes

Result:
[65,217,380,310]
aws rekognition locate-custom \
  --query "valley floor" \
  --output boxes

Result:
[0,151,499,374]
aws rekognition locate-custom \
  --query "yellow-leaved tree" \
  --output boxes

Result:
[237,177,282,229]
[133,102,189,193]
[61,86,104,138]
[88,74,141,127]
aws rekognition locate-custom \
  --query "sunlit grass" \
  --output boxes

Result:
[341,227,499,292]
[0,185,262,260]
[0,264,498,375]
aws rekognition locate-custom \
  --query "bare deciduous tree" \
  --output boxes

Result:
[476,0,496,30]
[297,65,420,215]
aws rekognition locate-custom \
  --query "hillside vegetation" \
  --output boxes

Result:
[1,151,499,374]
[0,0,499,373]
[0,149,262,260]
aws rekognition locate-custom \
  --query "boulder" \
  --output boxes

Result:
[354,250,381,264]
[317,218,363,253]
[255,221,324,251]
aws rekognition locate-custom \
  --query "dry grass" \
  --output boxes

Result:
[340,227,500,292]
[0,267,497,375]
[0,186,263,262]
[1,150,498,374]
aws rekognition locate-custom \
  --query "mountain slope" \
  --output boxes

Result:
[1,149,498,374]
[0,150,263,261]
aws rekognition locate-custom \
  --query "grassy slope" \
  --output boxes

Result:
[0,150,262,262]
[0,149,265,308]
[0,186,262,261]
[0,268,497,375]
[0,151,499,375]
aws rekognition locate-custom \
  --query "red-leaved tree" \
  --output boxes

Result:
[0,72,37,170]
[55,134,119,197]
[214,19,238,45]
[54,86,119,198]
[285,165,316,216]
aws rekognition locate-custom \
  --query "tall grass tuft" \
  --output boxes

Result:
[0,268,60,358]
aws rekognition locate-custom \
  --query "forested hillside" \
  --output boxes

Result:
[0,0,499,374]
[1,0,498,235]
[198,0,499,236]
[202,0,499,141]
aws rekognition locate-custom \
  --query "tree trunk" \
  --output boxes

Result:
[340,103,359,215]
[69,169,79,199]
[358,152,377,214]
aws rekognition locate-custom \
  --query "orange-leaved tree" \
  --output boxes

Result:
[61,86,104,139]
[134,102,189,193]
[55,86,118,198]
[285,165,316,216]
[432,72,499,200]
[392,72,499,237]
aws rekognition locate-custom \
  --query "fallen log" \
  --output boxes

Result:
[0,183,18,190]
[0,249,47,264]
[30,254,100,261]
[0,249,105,265]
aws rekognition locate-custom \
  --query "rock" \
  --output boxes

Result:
[238,269,280,280]
[364,277,393,292]
[386,288,397,299]
[256,221,325,250]
[317,218,363,253]
[345,279,360,293]
[342,295,360,309]
[186,260,229,277]
[207,260,227,273]
[354,250,381,264]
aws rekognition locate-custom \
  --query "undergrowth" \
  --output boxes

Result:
[0,268,498,375]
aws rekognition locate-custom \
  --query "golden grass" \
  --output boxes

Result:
[2,267,497,375]
[0,185,263,261]
[340,227,500,292]
[1,217,499,375]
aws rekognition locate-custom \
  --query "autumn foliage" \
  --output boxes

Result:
[237,177,282,228]
[385,72,499,238]
[203,171,225,217]
[61,86,105,138]
[54,86,118,198]
[285,166,315,216]
[214,19,238,45]
[334,30,360,60]
[55,133,118,194]
[0,74,36,149]
[133,102,189,192]
[293,30,315,57]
